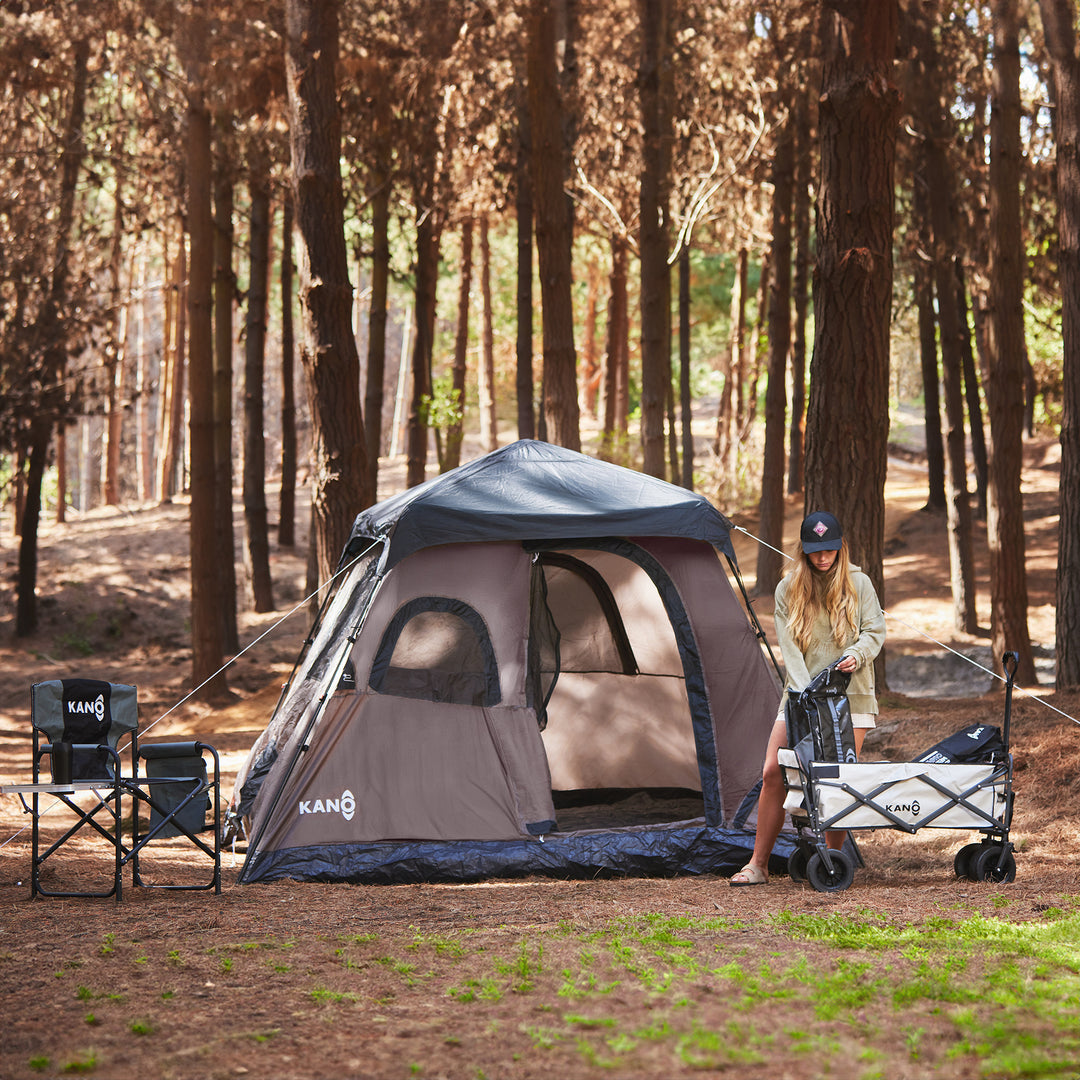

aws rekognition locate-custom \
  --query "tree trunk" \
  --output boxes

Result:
[79,418,97,511]
[514,69,536,441]
[1039,0,1080,689]
[915,262,947,511]
[15,37,88,637]
[741,253,770,439]
[678,245,693,489]
[716,246,747,479]
[285,0,372,581]
[101,129,126,509]
[279,192,297,547]
[637,0,672,478]
[407,208,440,486]
[157,222,179,503]
[937,269,978,634]
[528,0,580,451]
[757,113,794,596]
[955,259,988,520]
[444,216,473,472]
[171,223,189,499]
[185,3,229,697]
[103,247,128,508]
[985,0,1035,680]
[601,233,629,461]
[788,93,811,496]
[581,257,601,418]
[55,428,66,524]
[913,181,946,511]
[479,214,498,452]
[243,137,275,613]
[213,117,239,653]
[914,15,977,633]
[804,1,898,613]
[134,253,153,503]
[364,140,390,495]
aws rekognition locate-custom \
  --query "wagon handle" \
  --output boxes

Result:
[1001,650,1018,753]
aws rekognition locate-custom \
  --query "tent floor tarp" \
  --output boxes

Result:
[239,821,797,885]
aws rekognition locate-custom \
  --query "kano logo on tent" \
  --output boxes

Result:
[298,789,356,822]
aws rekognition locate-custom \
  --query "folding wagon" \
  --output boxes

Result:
[778,653,1019,893]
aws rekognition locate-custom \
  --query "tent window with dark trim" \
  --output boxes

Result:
[369,597,500,706]
[540,554,638,676]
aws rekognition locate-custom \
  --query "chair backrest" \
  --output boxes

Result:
[31,680,139,780]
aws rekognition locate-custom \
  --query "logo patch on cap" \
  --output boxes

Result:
[813,521,828,537]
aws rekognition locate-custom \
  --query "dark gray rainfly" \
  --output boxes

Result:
[232,440,786,885]
[346,438,738,568]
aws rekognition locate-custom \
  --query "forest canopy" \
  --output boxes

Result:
[0,0,1077,692]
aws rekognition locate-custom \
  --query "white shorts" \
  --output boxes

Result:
[776,705,876,730]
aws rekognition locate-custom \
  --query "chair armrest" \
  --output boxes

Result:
[139,741,206,760]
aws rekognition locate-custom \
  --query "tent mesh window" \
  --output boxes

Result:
[370,597,500,706]
[539,554,638,676]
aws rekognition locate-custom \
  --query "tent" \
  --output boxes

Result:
[230,440,786,884]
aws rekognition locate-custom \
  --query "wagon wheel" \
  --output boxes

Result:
[953,843,984,880]
[972,845,1017,883]
[805,849,854,893]
[788,843,811,883]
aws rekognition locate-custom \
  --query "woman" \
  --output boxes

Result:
[730,511,886,886]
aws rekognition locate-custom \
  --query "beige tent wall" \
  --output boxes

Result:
[542,672,699,789]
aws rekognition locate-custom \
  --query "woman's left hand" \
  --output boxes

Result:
[836,655,857,673]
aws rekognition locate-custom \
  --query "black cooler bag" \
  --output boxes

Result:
[785,661,858,767]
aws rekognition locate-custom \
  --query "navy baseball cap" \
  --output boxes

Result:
[800,511,843,553]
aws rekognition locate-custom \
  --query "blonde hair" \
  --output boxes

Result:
[783,538,859,654]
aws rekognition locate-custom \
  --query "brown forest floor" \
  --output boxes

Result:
[0,427,1078,1079]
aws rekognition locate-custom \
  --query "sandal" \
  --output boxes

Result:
[729,863,768,887]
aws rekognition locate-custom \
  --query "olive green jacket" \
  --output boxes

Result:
[773,565,886,715]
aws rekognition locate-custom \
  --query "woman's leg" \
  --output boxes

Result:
[824,727,867,850]
[731,717,788,881]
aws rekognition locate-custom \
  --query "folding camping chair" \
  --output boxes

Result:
[22,679,137,899]
[4,679,221,900]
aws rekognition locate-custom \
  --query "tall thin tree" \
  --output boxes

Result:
[279,192,297,548]
[514,68,536,441]
[756,108,795,596]
[913,15,977,634]
[479,214,498,452]
[243,135,275,613]
[443,216,473,472]
[804,0,899,611]
[15,38,89,636]
[985,0,1035,680]
[528,0,580,451]
[638,0,673,478]
[1039,0,1080,689]
[363,97,391,496]
[213,117,239,653]
[284,0,371,581]
[185,2,229,697]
